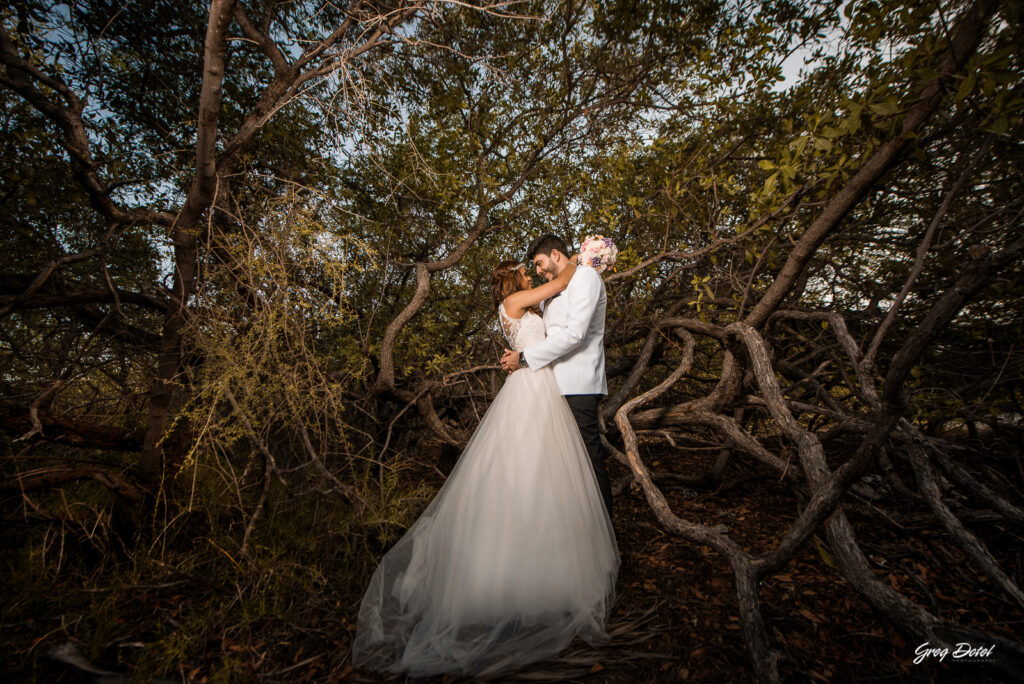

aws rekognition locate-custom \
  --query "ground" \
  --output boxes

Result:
[5,437,1020,683]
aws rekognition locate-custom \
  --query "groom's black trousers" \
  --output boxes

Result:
[564,394,613,518]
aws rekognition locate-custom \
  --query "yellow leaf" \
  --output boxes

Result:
[817,541,837,568]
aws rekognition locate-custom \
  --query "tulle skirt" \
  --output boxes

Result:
[352,366,619,677]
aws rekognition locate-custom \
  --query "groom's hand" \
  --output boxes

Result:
[500,348,520,373]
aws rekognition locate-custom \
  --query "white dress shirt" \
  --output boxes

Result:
[522,265,607,395]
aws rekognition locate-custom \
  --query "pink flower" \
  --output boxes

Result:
[579,235,618,273]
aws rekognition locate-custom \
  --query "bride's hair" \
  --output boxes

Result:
[491,260,540,315]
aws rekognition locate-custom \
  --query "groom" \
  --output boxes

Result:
[500,234,614,517]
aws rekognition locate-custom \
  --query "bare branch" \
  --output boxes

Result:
[612,327,782,683]
[233,3,288,73]
[0,32,175,228]
[909,445,1024,608]
[863,136,993,369]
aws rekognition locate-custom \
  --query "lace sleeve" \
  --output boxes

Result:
[498,302,521,348]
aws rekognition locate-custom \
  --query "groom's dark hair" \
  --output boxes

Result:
[526,234,570,261]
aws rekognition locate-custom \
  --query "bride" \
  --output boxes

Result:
[352,259,619,677]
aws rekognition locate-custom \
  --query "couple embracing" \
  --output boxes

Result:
[353,234,620,677]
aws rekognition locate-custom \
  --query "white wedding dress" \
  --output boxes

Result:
[352,303,619,677]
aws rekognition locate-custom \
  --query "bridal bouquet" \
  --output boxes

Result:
[578,235,618,273]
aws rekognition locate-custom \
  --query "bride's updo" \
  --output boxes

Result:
[491,260,525,312]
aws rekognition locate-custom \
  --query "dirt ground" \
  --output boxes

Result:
[330,440,1019,683]
[12,437,1021,683]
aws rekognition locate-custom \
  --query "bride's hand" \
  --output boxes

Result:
[500,348,520,373]
[570,254,578,265]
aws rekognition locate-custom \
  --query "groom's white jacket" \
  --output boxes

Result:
[522,264,608,395]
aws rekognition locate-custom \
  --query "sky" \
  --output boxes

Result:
[776,1,852,92]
